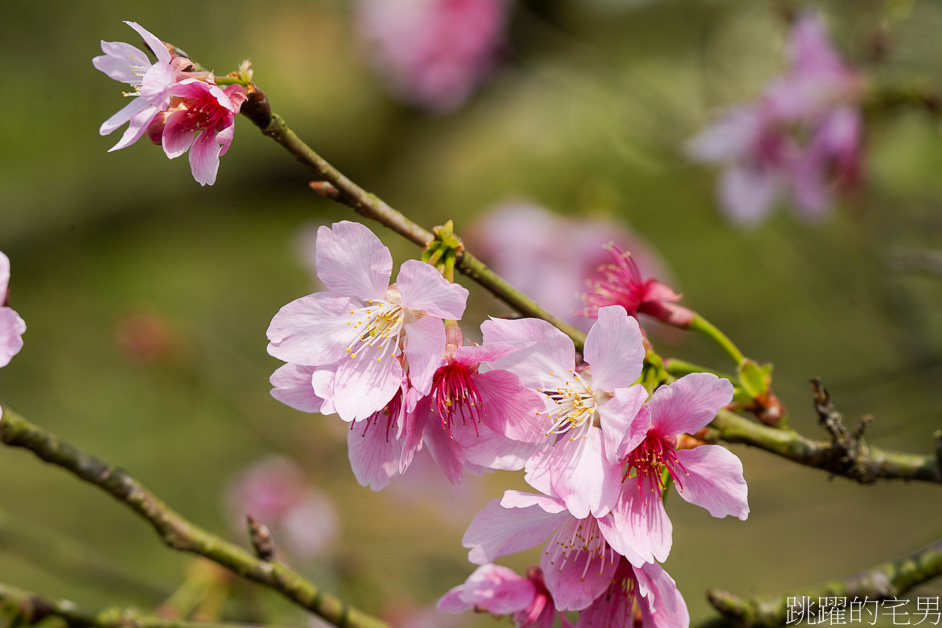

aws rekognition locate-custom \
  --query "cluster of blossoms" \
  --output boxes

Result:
[688,13,863,225]
[93,22,247,186]
[267,221,749,626]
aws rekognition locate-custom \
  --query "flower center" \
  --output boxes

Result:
[344,299,405,363]
[358,387,402,442]
[579,244,646,318]
[583,559,641,628]
[544,516,617,580]
[623,433,686,500]
[176,92,230,134]
[430,363,484,437]
[539,369,597,437]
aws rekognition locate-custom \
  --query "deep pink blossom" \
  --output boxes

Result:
[482,305,648,518]
[462,490,628,611]
[688,13,862,224]
[356,0,508,112]
[576,558,689,628]
[439,564,572,628]
[267,221,469,422]
[155,80,248,186]
[605,373,748,566]
[579,243,694,328]
[471,202,670,332]
[227,457,339,560]
[93,21,191,152]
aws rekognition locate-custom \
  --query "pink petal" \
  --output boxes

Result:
[315,222,392,300]
[453,341,530,367]
[93,41,151,82]
[0,252,9,295]
[124,21,171,65]
[267,292,359,366]
[269,364,323,413]
[347,416,404,490]
[461,425,545,471]
[583,305,644,391]
[541,538,618,611]
[161,110,196,159]
[675,445,749,520]
[647,373,734,438]
[0,307,26,368]
[189,130,222,186]
[596,513,647,568]
[100,97,150,137]
[457,564,536,614]
[547,429,621,519]
[331,350,403,422]
[473,369,547,442]
[787,14,845,77]
[499,490,567,513]
[462,499,567,565]
[423,414,469,484]
[481,317,575,391]
[396,260,468,320]
[522,445,554,496]
[608,487,672,566]
[598,384,649,463]
[636,562,690,628]
[437,586,472,613]
[720,164,781,226]
[686,106,760,163]
[402,316,446,395]
[311,367,337,416]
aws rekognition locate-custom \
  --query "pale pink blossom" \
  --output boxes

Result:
[356,0,508,112]
[482,305,648,519]
[0,252,25,370]
[93,22,192,151]
[228,457,339,560]
[267,221,469,422]
[471,202,670,332]
[604,373,747,566]
[462,490,627,611]
[157,80,248,186]
[438,564,572,628]
[579,243,694,328]
[576,558,689,628]
[688,13,862,224]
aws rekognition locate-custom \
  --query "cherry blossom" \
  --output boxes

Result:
[482,305,648,518]
[0,251,25,370]
[576,558,689,628]
[439,564,572,628]
[267,221,468,422]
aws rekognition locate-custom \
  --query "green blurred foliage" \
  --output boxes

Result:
[1,0,941,626]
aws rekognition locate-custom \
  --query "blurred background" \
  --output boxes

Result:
[1,0,941,625]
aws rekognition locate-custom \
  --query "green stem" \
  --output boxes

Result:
[242,103,588,351]
[688,315,745,365]
[0,408,389,628]
[662,358,736,381]
[0,580,283,628]
[706,537,942,627]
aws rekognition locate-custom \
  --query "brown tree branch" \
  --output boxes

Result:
[0,408,389,628]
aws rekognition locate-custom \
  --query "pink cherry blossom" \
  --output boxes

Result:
[267,221,469,422]
[0,252,26,370]
[93,22,192,152]
[576,558,689,628]
[688,13,862,224]
[157,80,248,186]
[439,564,572,628]
[482,305,648,518]
[605,373,748,566]
[356,0,508,112]
[470,202,671,332]
[227,457,339,560]
[579,243,694,328]
[402,325,549,483]
[462,490,631,611]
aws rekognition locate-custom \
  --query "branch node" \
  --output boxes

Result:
[246,515,275,562]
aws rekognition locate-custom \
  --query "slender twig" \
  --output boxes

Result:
[708,407,942,484]
[705,537,942,627]
[0,408,389,628]
[0,580,281,628]
[240,90,588,350]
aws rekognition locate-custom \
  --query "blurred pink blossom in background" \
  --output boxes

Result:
[470,201,671,331]
[356,0,509,112]
[227,456,339,561]
[0,251,26,370]
[688,13,863,224]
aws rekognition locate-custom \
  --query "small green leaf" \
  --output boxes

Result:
[738,359,772,398]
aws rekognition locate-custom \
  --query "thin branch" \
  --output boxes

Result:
[705,537,942,627]
[240,89,588,350]
[0,580,281,628]
[0,408,389,628]
[708,383,942,484]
